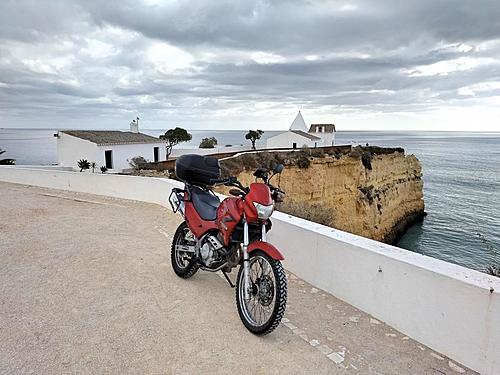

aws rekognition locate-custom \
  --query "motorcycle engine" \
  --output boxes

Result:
[199,234,224,266]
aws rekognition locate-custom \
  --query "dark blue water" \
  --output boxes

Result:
[1,128,499,271]
[335,132,500,271]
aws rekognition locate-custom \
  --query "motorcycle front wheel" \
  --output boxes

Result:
[235,250,287,335]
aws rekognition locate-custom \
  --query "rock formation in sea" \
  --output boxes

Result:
[218,147,425,244]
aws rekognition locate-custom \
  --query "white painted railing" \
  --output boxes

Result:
[1,166,499,374]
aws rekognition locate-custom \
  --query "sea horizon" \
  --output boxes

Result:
[2,127,500,134]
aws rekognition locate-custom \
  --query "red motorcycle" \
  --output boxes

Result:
[169,154,287,335]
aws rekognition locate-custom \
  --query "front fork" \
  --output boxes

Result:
[241,220,267,300]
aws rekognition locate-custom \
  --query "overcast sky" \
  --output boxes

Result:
[1,0,500,131]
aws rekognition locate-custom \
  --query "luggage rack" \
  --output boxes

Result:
[168,188,186,215]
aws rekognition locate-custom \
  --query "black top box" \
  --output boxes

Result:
[175,154,221,186]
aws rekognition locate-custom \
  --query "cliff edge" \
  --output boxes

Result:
[219,147,425,244]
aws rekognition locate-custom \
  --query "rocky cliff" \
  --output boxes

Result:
[219,148,424,244]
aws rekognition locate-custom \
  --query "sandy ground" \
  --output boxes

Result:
[0,182,475,374]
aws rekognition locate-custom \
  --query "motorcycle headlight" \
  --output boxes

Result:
[253,202,274,220]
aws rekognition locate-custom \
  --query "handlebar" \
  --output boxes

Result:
[209,176,236,185]
[211,176,284,197]
[268,183,285,195]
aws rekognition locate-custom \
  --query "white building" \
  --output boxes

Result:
[309,123,336,146]
[266,111,321,149]
[56,121,166,172]
[266,130,321,149]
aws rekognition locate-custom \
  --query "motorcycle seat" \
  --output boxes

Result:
[189,185,220,221]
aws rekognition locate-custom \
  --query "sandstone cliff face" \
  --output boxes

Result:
[220,151,424,243]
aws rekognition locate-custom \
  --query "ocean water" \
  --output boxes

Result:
[1,128,499,272]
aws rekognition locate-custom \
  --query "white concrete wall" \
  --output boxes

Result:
[97,142,166,171]
[1,166,499,374]
[14,165,74,171]
[266,132,318,149]
[0,165,183,205]
[57,133,99,169]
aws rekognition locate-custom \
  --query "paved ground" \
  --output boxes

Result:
[0,182,475,375]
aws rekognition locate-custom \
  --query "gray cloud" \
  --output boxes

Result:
[1,0,500,129]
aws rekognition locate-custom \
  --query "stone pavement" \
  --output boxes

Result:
[0,182,475,374]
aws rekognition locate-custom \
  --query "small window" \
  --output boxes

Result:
[292,142,297,149]
[105,150,113,169]
[153,147,159,162]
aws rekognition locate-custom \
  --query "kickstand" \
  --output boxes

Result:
[222,270,235,288]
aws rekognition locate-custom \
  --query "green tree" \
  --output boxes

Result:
[159,127,192,159]
[0,148,15,165]
[199,137,218,149]
[77,159,90,172]
[245,130,264,150]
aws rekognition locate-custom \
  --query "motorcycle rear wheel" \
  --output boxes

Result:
[171,222,199,278]
[235,250,287,335]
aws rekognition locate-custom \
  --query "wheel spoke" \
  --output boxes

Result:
[250,263,259,282]
[175,228,195,269]
[239,254,280,328]
[263,259,271,278]
[258,258,264,278]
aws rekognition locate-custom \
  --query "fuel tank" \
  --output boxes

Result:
[216,197,243,246]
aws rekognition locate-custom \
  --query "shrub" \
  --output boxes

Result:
[77,159,90,172]
[476,232,499,277]
[349,147,362,159]
[220,150,316,175]
[361,151,373,170]
[310,148,325,158]
[220,151,289,177]
[486,264,500,277]
[349,146,373,170]
[128,156,148,170]
[296,155,311,169]
[240,153,259,169]
[100,166,108,174]
[330,151,342,159]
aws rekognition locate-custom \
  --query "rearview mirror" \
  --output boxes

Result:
[253,167,268,178]
[273,164,284,174]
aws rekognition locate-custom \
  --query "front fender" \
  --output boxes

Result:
[247,241,284,260]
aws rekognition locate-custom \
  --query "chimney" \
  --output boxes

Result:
[130,117,139,133]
